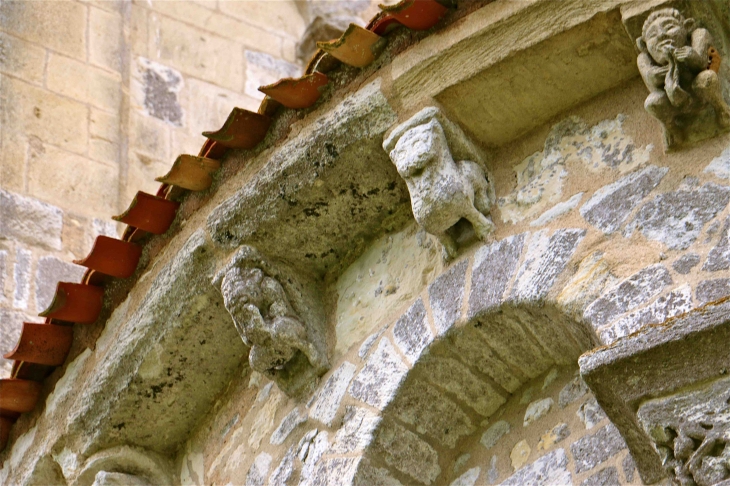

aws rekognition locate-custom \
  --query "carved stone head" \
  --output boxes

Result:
[213,246,329,397]
[640,8,694,65]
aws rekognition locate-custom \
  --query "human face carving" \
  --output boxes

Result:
[644,16,687,65]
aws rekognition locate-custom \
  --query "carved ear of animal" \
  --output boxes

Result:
[683,18,696,33]
[636,37,648,53]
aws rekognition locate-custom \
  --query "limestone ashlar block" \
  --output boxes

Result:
[317,24,387,68]
[3,322,73,366]
[501,448,571,485]
[375,419,441,484]
[202,108,271,150]
[696,277,730,304]
[38,282,104,324]
[258,72,329,109]
[73,236,142,279]
[468,234,525,320]
[570,424,626,473]
[0,378,41,413]
[0,190,63,251]
[309,361,356,426]
[348,337,408,410]
[155,155,221,192]
[370,0,449,35]
[392,298,433,364]
[428,259,468,336]
[113,191,179,235]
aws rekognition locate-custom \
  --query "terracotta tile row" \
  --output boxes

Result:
[0,0,453,452]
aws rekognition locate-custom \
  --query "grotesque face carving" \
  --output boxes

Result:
[642,10,689,65]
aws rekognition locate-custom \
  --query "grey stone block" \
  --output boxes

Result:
[307,457,361,486]
[468,234,525,319]
[577,397,607,429]
[270,407,307,446]
[580,165,668,234]
[487,456,498,484]
[353,461,402,486]
[349,338,408,410]
[0,308,29,377]
[245,453,271,486]
[622,454,636,484]
[480,420,510,450]
[672,253,700,274]
[393,298,433,364]
[449,326,522,392]
[429,259,468,336]
[558,374,588,408]
[329,406,380,454]
[580,467,619,486]
[570,424,626,473]
[35,256,85,312]
[600,284,693,345]
[13,248,31,310]
[510,228,585,303]
[391,380,474,449]
[138,58,183,126]
[584,264,672,328]
[0,189,63,251]
[704,216,730,271]
[376,420,441,485]
[309,361,356,426]
[501,448,571,485]
[625,183,730,250]
[523,398,553,427]
[696,278,730,304]
[269,447,295,486]
[450,467,480,486]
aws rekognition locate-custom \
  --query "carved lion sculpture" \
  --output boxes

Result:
[213,247,329,396]
[384,107,495,259]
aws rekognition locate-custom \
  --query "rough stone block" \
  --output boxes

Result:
[673,253,700,274]
[429,259,468,336]
[576,397,607,429]
[329,406,380,454]
[420,356,506,416]
[537,423,570,451]
[625,183,730,250]
[450,467,481,486]
[510,440,531,470]
[580,467,619,486]
[13,248,31,310]
[449,326,522,392]
[487,456,498,484]
[558,374,588,408]
[600,284,693,344]
[530,192,583,227]
[509,229,585,303]
[270,407,307,446]
[523,398,553,427]
[245,452,271,486]
[580,165,668,234]
[557,251,617,316]
[0,1,87,60]
[705,144,730,179]
[0,189,63,251]
[353,462,402,486]
[696,278,730,304]
[583,264,672,328]
[502,448,571,485]
[468,234,525,319]
[391,380,474,449]
[349,338,408,410]
[480,420,510,450]
[2,72,89,155]
[393,298,433,364]
[132,57,184,126]
[622,454,636,483]
[0,308,29,377]
[0,32,46,84]
[309,361,356,426]
[89,7,122,72]
[299,431,329,486]
[307,457,361,486]
[376,420,441,485]
[704,217,730,272]
[269,446,295,486]
[28,145,118,217]
[35,256,85,312]
[244,50,300,100]
[570,424,626,473]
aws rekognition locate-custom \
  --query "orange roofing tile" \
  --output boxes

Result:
[73,236,142,279]
[371,0,448,35]
[259,72,329,109]
[202,108,272,149]
[82,269,108,287]
[199,139,228,160]
[38,282,104,324]
[0,379,41,413]
[4,322,73,367]
[155,154,221,192]
[317,24,387,68]
[113,191,179,235]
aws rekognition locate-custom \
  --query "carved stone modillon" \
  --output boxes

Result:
[213,246,329,397]
[383,107,496,259]
[638,376,730,486]
[638,8,730,148]
[71,446,173,486]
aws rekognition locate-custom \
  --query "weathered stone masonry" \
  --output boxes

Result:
[4,1,730,485]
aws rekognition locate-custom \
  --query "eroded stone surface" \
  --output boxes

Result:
[622,454,636,483]
[524,398,553,427]
[269,447,295,486]
[580,467,619,486]
[329,406,380,454]
[696,278,730,304]
[393,298,433,364]
[570,424,626,472]
[510,440,531,471]
[349,338,408,410]
[673,253,700,274]
[509,229,585,303]
[308,457,361,486]
[557,251,617,317]
[705,145,730,179]
[0,189,63,251]
[448,326,522,392]
[391,380,474,449]
[429,260,468,336]
[584,264,672,328]
[468,234,525,319]
[376,420,441,485]
[503,448,571,485]
[309,361,356,426]
[577,397,607,430]
[246,453,272,486]
[625,183,730,250]
[450,467,481,486]
[353,461,402,486]
[299,430,329,486]
[580,165,668,234]
[530,193,583,227]
[538,423,570,451]
[271,407,308,446]
[481,420,510,450]
[559,374,589,408]
[600,284,693,344]
[704,217,730,272]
